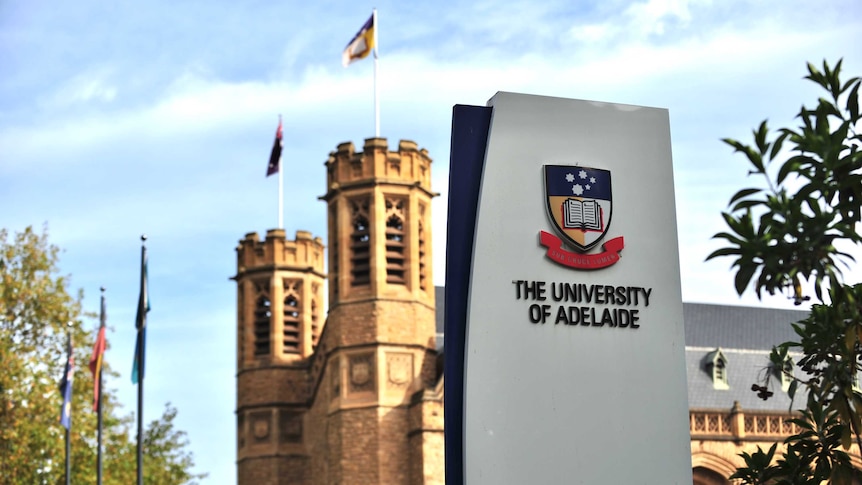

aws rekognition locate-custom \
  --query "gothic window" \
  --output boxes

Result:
[330,205,339,300]
[253,294,271,356]
[385,198,406,284]
[237,285,245,361]
[418,204,427,291]
[283,280,300,355]
[350,199,371,286]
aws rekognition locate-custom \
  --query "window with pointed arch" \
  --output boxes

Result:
[350,198,371,286]
[253,293,271,356]
[283,294,300,354]
[330,205,340,300]
[385,197,406,284]
[282,279,301,355]
[418,203,427,291]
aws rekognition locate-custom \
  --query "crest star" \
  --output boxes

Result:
[565,173,575,182]
[579,170,587,179]
[590,177,596,183]
[586,184,591,190]
[572,184,584,196]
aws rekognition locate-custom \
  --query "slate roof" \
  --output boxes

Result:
[683,302,807,350]
[435,287,812,411]
[686,348,803,411]
[684,302,809,411]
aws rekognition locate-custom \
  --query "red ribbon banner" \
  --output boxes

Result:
[539,231,625,270]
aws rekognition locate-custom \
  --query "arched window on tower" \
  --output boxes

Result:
[238,285,245,362]
[330,205,339,300]
[283,294,300,355]
[385,197,406,285]
[350,199,371,287]
[386,214,406,284]
[253,295,271,356]
[418,215,427,291]
[351,216,370,286]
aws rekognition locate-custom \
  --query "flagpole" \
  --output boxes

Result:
[65,423,71,485]
[96,287,105,485]
[278,114,284,230]
[373,8,379,138]
[64,326,72,485]
[136,235,147,485]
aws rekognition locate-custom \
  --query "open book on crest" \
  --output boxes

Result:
[562,199,602,231]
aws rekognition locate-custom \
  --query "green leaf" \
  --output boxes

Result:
[847,81,860,121]
[769,131,789,161]
[729,188,764,205]
[755,120,770,154]
[706,247,741,260]
[735,264,757,295]
[777,157,802,185]
[732,199,765,212]
[722,137,746,152]
[845,325,857,351]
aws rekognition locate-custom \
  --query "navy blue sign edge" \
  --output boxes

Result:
[444,104,492,485]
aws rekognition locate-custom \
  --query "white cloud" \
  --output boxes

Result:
[42,68,118,108]
[623,0,702,35]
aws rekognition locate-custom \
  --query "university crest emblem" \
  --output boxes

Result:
[540,164,625,269]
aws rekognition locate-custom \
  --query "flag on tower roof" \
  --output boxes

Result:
[342,14,375,67]
[266,119,282,177]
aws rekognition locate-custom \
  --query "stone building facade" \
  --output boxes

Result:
[684,304,862,484]
[235,137,858,484]
[234,139,444,485]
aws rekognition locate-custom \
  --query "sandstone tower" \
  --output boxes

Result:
[234,229,326,482]
[235,138,444,485]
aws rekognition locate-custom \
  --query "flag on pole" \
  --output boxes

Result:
[131,246,149,384]
[89,322,106,411]
[342,14,375,67]
[59,334,74,429]
[266,120,283,177]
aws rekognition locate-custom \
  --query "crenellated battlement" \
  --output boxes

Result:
[323,138,433,200]
[236,229,325,277]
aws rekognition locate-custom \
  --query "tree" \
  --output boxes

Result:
[708,59,861,484]
[0,226,206,485]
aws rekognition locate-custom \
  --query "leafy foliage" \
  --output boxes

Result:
[0,226,205,484]
[708,60,862,483]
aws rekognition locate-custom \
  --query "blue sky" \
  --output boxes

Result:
[2,0,861,482]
